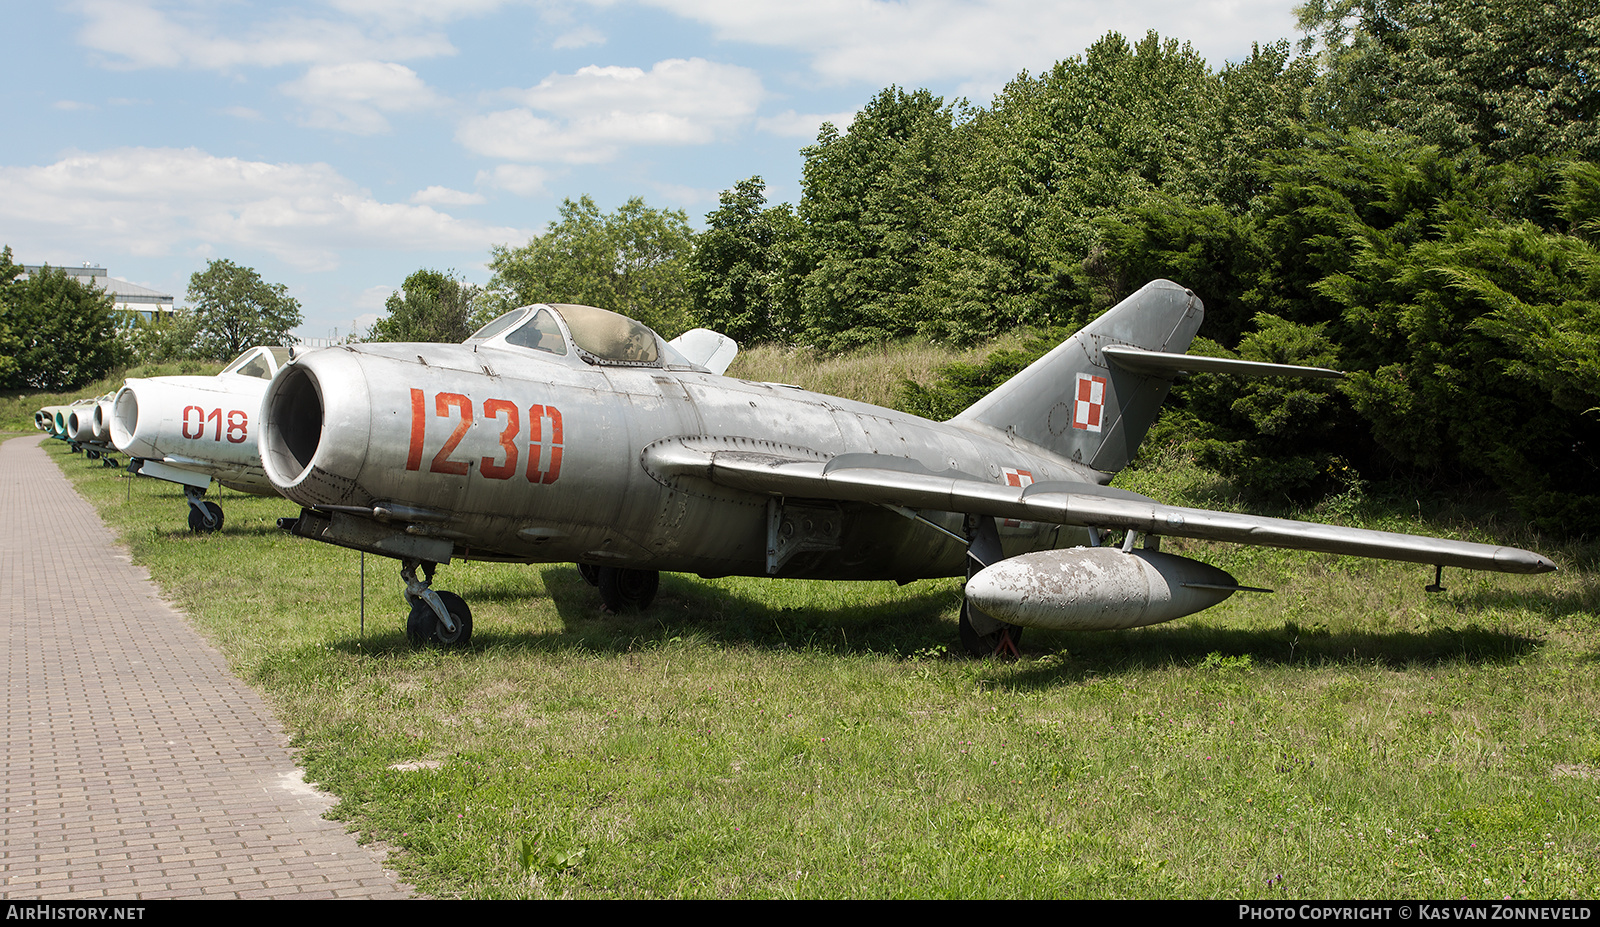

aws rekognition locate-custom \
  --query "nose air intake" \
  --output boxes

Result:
[263,365,325,483]
[111,388,140,449]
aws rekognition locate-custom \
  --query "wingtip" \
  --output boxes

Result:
[1499,549,1559,574]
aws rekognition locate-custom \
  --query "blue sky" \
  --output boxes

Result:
[1,1,1300,341]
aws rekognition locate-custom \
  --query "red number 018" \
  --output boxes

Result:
[181,405,248,443]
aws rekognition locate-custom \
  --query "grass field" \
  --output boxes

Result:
[12,342,1600,899]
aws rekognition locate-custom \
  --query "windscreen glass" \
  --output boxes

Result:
[466,308,528,342]
[504,308,568,355]
[223,349,275,380]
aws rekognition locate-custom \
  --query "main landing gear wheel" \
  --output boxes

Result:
[598,567,659,612]
[187,500,224,533]
[407,590,473,647]
[577,563,601,587]
[959,601,1023,659]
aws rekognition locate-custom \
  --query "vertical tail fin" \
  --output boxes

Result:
[950,280,1203,474]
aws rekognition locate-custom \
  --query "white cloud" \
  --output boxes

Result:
[0,147,530,271]
[637,0,1298,86]
[457,58,763,163]
[553,26,606,49]
[756,108,859,139]
[411,185,486,205]
[476,164,554,196]
[353,285,396,312]
[649,181,717,208]
[329,0,514,26]
[54,100,97,111]
[281,61,445,134]
[75,0,456,71]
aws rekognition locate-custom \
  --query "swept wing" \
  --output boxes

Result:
[643,443,1555,575]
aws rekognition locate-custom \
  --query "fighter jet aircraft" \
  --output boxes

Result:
[67,395,123,466]
[37,397,118,464]
[111,346,294,532]
[258,280,1555,654]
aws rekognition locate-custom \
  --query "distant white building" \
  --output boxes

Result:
[19,263,175,323]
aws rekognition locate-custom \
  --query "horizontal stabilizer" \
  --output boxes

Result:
[1102,345,1344,379]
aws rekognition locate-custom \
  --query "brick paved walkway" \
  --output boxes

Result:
[1,434,411,899]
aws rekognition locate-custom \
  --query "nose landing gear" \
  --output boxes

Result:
[184,485,225,533]
[402,559,473,647]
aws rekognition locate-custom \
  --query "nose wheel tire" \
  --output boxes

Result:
[188,501,224,534]
[598,568,659,612]
[406,591,473,647]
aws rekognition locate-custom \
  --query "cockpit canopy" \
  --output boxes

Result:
[220,346,291,380]
[467,303,692,369]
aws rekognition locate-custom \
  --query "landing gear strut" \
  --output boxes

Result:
[402,558,472,647]
[960,514,1023,659]
[184,485,224,533]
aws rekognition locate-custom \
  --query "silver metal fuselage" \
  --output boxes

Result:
[112,372,277,494]
[263,340,1098,581]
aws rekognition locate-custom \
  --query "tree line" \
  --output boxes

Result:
[473,1,1600,531]
[0,253,302,389]
[9,0,1595,530]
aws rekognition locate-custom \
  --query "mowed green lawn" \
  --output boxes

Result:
[30,430,1600,899]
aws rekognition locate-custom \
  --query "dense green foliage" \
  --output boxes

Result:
[742,8,1597,533]
[0,246,126,390]
[923,36,1315,341]
[368,269,486,344]
[492,7,1599,530]
[1296,0,1600,160]
[0,248,24,386]
[118,308,203,365]
[796,87,956,349]
[684,177,805,345]
[489,196,696,337]
[1100,138,1600,525]
[186,259,304,361]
